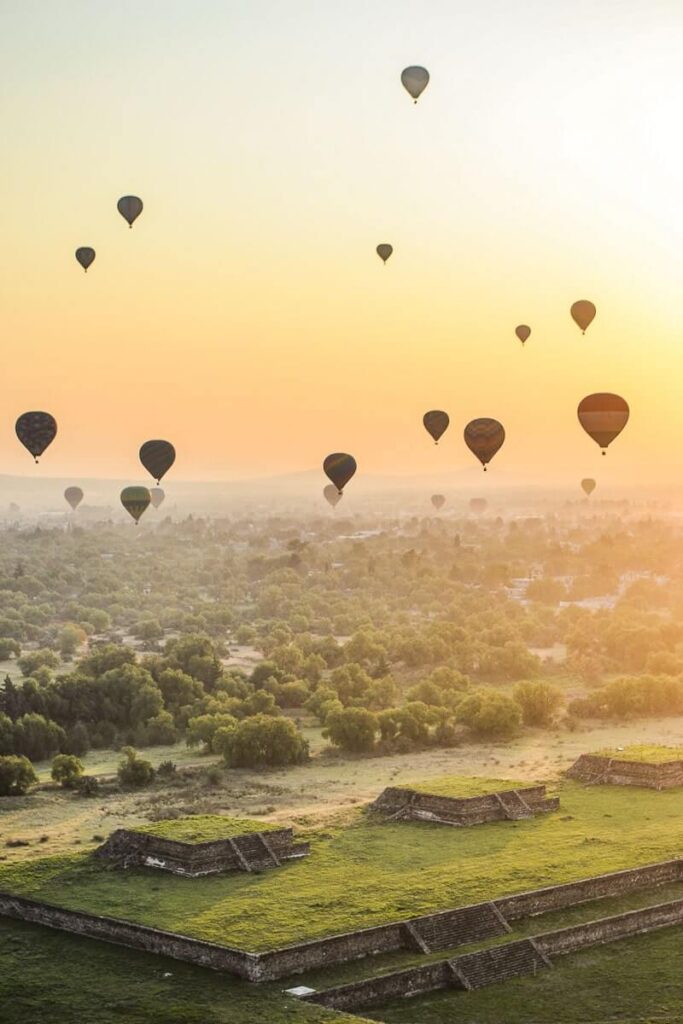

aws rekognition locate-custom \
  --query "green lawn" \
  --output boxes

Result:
[0,917,363,1024]
[408,774,528,797]
[134,814,280,843]
[1,781,681,951]
[366,924,683,1023]
[595,744,683,764]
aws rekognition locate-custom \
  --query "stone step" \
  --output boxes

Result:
[453,939,548,989]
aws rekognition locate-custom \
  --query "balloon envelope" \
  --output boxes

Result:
[121,486,151,523]
[515,325,531,344]
[401,66,429,101]
[431,494,445,510]
[423,410,449,444]
[75,247,96,271]
[15,412,57,462]
[139,440,175,483]
[64,486,83,511]
[470,497,488,514]
[323,484,342,508]
[323,453,357,494]
[570,300,596,333]
[577,394,629,452]
[117,195,143,227]
[376,244,393,263]
[150,487,165,509]
[581,478,596,496]
[464,418,505,470]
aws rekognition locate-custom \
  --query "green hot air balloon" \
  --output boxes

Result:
[75,247,96,272]
[140,440,175,484]
[577,394,629,453]
[423,410,449,444]
[323,453,357,494]
[64,486,83,510]
[376,244,393,264]
[464,418,505,471]
[150,487,165,509]
[15,412,57,463]
[431,494,445,510]
[121,486,151,524]
[401,66,429,103]
[324,484,342,508]
[571,300,596,334]
[117,195,143,228]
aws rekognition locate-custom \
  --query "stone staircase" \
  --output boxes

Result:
[494,789,534,820]
[451,938,550,990]
[404,902,510,953]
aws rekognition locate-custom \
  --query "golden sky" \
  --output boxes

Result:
[3,0,683,486]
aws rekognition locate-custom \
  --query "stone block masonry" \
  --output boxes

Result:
[371,784,559,825]
[567,753,683,789]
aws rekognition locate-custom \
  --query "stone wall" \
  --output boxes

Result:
[371,784,559,825]
[567,754,683,789]
[96,827,310,876]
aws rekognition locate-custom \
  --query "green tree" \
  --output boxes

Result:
[323,707,377,753]
[17,649,60,678]
[223,715,308,767]
[457,690,522,739]
[117,747,155,788]
[513,680,565,727]
[51,753,84,788]
[0,754,37,796]
[13,714,66,761]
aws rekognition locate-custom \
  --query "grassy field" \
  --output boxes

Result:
[596,744,683,763]
[1,781,681,951]
[408,775,527,797]
[367,924,683,1023]
[135,814,280,842]
[0,917,364,1024]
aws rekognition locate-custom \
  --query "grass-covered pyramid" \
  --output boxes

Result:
[567,746,683,790]
[372,775,559,826]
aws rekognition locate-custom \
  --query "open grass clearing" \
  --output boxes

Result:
[135,814,280,843]
[407,775,528,797]
[595,744,683,764]
[1,781,682,951]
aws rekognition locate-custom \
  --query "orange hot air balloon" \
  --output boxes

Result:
[431,494,445,510]
[581,478,596,496]
[464,418,505,471]
[323,453,357,494]
[570,300,596,334]
[423,410,449,444]
[515,325,531,346]
[324,484,342,508]
[470,497,488,514]
[577,394,629,453]
[376,244,393,264]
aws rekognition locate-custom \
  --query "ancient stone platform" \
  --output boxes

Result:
[567,753,683,790]
[371,784,559,826]
[97,822,309,877]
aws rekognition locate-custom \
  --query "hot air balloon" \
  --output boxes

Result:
[423,410,449,444]
[64,486,83,511]
[376,244,393,264]
[139,440,175,484]
[117,195,143,228]
[515,325,531,346]
[15,412,57,463]
[577,394,629,453]
[150,487,165,509]
[581,478,596,496]
[324,484,342,508]
[323,453,357,494]
[431,494,445,510]
[570,300,596,334]
[464,419,505,471]
[121,486,151,523]
[470,497,488,514]
[75,247,96,272]
[401,66,429,103]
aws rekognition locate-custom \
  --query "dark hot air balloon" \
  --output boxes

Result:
[376,244,393,264]
[577,394,629,453]
[515,325,531,345]
[470,497,488,514]
[150,487,165,509]
[323,453,357,494]
[431,494,445,510]
[121,486,151,523]
[75,247,96,272]
[401,66,429,102]
[117,195,143,228]
[324,484,342,508]
[139,440,175,484]
[423,410,449,444]
[64,486,83,510]
[571,300,596,334]
[16,412,57,463]
[581,478,596,496]
[464,418,505,470]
